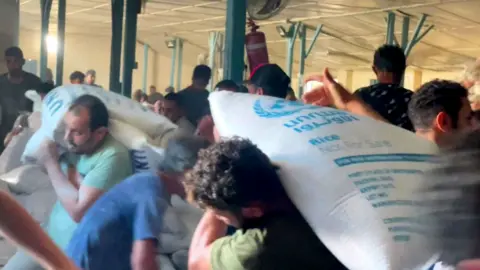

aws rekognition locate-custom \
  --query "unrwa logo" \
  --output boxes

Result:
[253,99,317,118]
[131,150,150,172]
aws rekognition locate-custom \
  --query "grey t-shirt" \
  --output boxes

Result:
[0,72,42,153]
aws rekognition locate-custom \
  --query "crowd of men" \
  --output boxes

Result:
[0,42,480,270]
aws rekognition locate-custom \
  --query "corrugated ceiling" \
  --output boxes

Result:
[19,0,480,73]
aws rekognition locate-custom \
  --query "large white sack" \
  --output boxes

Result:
[0,128,33,175]
[109,120,166,173]
[25,90,42,112]
[0,165,52,194]
[156,254,176,270]
[158,196,204,255]
[0,165,55,224]
[170,195,203,235]
[16,189,56,223]
[209,91,439,270]
[22,84,177,161]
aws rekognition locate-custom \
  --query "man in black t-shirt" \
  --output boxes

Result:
[177,64,211,127]
[0,47,42,153]
[354,45,414,132]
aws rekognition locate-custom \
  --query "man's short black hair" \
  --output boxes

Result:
[68,95,109,131]
[4,46,24,59]
[373,45,406,77]
[158,135,211,173]
[250,64,291,99]
[69,71,85,82]
[37,82,55,95]
[215,80,239,91]
[164,92,184,106]
[408,80,468,130]
[192,65,211,81]
[184,137,288,211]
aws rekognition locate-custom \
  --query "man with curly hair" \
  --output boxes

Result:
[185,137,346,270]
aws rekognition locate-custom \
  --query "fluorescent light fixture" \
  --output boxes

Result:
[276,25,287,38]
[46,35,58,53]
[165,39,176,49]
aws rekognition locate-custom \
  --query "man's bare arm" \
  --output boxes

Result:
[131,240,158,270]
[188,210,228,270]
[304,68,387,123]
[0,190,77,270]
[44,159,103,223]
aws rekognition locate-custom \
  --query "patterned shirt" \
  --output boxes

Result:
[355,83,414,132]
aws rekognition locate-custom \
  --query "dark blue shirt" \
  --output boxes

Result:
[66,172,167,270]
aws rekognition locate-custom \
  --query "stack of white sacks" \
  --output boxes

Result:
[0,85,204,269]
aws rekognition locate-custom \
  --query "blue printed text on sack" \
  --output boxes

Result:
[283,110,359,133]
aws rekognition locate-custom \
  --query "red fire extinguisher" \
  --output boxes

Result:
[245,19,270,76]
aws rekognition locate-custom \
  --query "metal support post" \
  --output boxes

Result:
[12,0,20,47]
[298,24,306,97]
[142,43,149,93]
[298,24,323,97]
[109,0,124,92]
[176,38,183,91]
[208,32,220,91]
[169,40,177,88]
[386,12,396,45]
[285,23,300,78]
[223,0,246,84]
[401,16,410,50]
[39,0,52,81]
[404,14,434,57]
[121,0,140,98]
[56,0,66,86]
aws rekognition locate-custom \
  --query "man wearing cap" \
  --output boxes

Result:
[85,70,101,88]
[0,46,42,153]
[247,64,291,99]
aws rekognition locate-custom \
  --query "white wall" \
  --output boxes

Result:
[18,29,197,96]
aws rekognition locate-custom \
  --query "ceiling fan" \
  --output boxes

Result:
[247,0,290,20]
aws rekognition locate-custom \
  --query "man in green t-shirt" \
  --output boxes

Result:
[4,95,132,270]
[184,138,347,270]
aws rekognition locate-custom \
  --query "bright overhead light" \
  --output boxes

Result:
[276,26,287,38]
[165,39,176,49]
[46,35,58,53]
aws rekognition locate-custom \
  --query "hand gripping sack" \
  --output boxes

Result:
[208,92,439,270]
[22,84,177,161]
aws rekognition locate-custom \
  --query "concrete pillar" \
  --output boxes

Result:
[0,0,20,74]
[336,70,354,91]
[412,69,423,91]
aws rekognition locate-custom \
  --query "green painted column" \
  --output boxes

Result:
[223,0,246,84]
[285,23,300,78]
[142,43,149,93]
[39,0,53,81]
[109,0,124,92]
[208,32,220,91]
[298,24,306,96]
[121,0,140,98]
[386,12,396,45]
[169,40,177,88]
[176,39,184,91]
[56,0,66,86]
